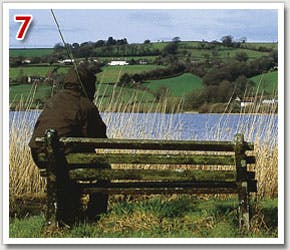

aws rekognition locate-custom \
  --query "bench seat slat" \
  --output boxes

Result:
[69,169,237,182]
[35,137,254,151]
[82,187,238,195]
[80,180,257,194]
[64,153,236,165]
[79,181,255,194]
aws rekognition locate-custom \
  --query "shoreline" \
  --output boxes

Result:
[9,108,278,116]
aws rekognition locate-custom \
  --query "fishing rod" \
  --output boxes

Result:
[50,9,89,98]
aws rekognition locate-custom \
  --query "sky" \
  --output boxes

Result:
[9,9,278,48]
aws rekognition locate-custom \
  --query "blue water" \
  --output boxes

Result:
[9,111,277,144]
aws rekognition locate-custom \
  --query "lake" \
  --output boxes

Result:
[9,111,278,145]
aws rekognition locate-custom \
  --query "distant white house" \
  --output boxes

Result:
[262,99,278,105]
[27,75,44,83]
[22,59,31,64]
[235,96,278,108]
[108,60,128,66]
[139,60,148,65]
[235,97,254,108]
[59,59,74,65]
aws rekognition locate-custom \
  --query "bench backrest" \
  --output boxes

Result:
[35,129,257,195]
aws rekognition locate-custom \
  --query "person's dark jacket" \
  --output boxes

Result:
[29,65,107,156]
[28,89,106,149]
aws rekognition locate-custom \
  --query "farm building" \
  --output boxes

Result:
[27,76,45,83]
[108,60,129,66]
[22,59,31,64]
[235,96,278,108]
[262,99,278,105]
[139,60,148,65]
[59,59,74,65]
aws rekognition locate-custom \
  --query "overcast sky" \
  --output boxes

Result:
[9,9,278,48]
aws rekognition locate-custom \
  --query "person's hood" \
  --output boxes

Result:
[64,65,96,101]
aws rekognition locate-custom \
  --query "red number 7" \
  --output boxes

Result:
[14,15,33,40]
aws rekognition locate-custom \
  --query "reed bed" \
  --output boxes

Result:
[9,79,278,201]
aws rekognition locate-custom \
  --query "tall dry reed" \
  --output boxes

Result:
[9,86,46,197]
[9,75,278,200]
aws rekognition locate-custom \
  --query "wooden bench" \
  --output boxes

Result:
[35,129,257,231]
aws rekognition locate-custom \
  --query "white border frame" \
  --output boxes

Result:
[2,2,285,245]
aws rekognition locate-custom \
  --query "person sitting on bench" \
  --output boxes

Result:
[29,62,108,227]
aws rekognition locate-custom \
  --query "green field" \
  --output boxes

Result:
[10,66,70,80]
[95,83,155,104]
[250,71,278,94]
[241,42,278,50]
[9,196,277,238]
[97,56,158,63]
[97,65,164,84]
[9,82,156,110]
[10,48,54,57]
[9,84,53,106]
[185,47,270,61]
[144,73,203,97]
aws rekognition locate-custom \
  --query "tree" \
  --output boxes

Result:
[53,43,64,52]
[269,49,278,64]
[172,37,181,43]
[72,43,79,49]
[217,80,234,102]
[163,42,178,55]
[239,37,247,43]
[15,69,27,84]
[95,40,105,47]
[234,75,254,95]
[144,39,151,44]
[221,35,234,47]
[107,36,116,46]
[235,51,249,62]
[203,66,231,86]
[119,73,132,86]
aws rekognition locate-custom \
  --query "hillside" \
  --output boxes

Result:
[97,65,164,84]
[9,41,277,62]
[95,83,155,105]
[10,48,54,57]
[143,73,203,97]
[250,71,278,94]
[9,84,53,108]
[10,65,70,81]
[9,40,278,112]
[9,82,156,111]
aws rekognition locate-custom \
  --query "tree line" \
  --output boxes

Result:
[184,49,278,111]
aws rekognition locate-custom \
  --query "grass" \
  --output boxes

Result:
[240,42,278,49]
[97,55,158,63]
[94,83,156,111]
[9,65,70,80]
[10,84,52,107]
[183,47,269,61]
[144,73,203,97]
[9,48,54,57]
[9,196,278,238]
[250,71,278,94]
[9,83,160,112]
[97,64,164,84]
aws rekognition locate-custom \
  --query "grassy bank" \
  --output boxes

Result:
[9,82,278,238]
[144,73,203,97]
[97,64,164,84]
[10,196,278,238]
[9,65,70,80]
[250,71,278,94]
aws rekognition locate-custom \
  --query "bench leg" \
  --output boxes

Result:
[238,181,250,232]
[86,192,108,221]
[46,174,57,227]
